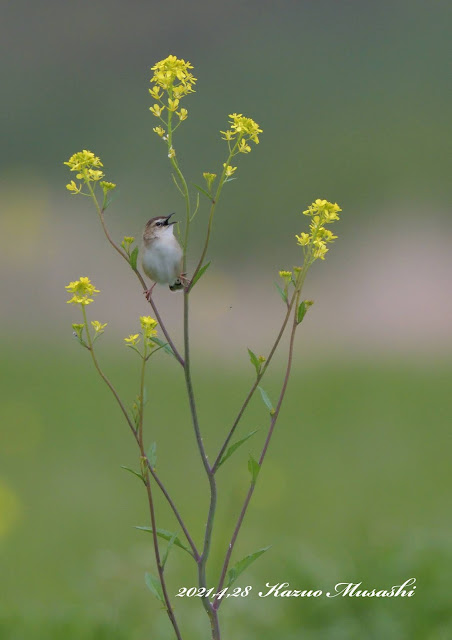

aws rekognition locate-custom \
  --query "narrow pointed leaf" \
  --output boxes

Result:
[145,572,164,602]
[135,526,193,557]
[274,282,288,304]
[190,193,200,222]
[226,546,271,588]
[217,430,259,469]
[248,454,261,484]
[151,337,174,357]
[121,465,145,485]
[297,300,313,324]
[171,173,184,196]
[129,246,139,270]
[161,531,178,569]
[147,442,157,469]
[104,191,119,209]
[257,386,274,413]
[193,183,213,201]
[247,348,260,375]
[190,261,211,289]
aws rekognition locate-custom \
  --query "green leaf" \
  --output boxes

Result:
[297,301,307,324]
[121,465,145,485]
[190,261,211,289]
[129,246,139,270]
[172,173,185,197]
[248,454,261,484]
[135,527,193,557]
[161,531,178,569]
[193,183,213,201]
[257,386,274,413]
[104,191,119,210]
[297,300,313,324]
[274,282,288,304]
[151,337,174,357]
[247,348,260,376]
[145,572,164,602]
[217,430,259,469]
[147,442,157,469]
[226,546,271,588]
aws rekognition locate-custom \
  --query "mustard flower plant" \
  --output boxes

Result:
[63,52,344,640]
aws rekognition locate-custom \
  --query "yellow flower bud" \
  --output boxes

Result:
[100,181,116,192]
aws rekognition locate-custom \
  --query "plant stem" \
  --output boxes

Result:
[81,306,137,436]
[182,291,220,631]
[188,146,237,292]
[212,267,308,473]
[80,307,197,561]
[213,288,301,611]
[168,135,221,633]
[144,458,200,560]
[137,344,183,640]
[133,267,185,367]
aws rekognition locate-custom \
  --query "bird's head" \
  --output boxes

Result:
[143,213,177,241]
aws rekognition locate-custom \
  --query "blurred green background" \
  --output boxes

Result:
[1,1,451,638]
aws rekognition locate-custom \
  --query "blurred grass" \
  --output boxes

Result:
[1,342,451,638]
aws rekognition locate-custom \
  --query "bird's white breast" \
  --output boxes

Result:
[142,235,183,285]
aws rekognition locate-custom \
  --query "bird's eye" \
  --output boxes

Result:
[156,221,162,227]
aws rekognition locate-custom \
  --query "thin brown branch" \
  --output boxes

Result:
[213,291,300,611]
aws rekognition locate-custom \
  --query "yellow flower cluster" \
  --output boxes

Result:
[221,113,262,148]
[121,236,135,255]
[65,277,100,305]
[150,55,196,94]
[149,55,196,134]
[124,316,159,350]
[91,320,107,333]
[303,199,341,222]
[279,270,293,283]
[100,181,116,193]
[296,199,342,261]
[203,172,217,190]
[140,316,158,339]
[72,323,85,339]
[64,150,102,172]
[64,150,116,195]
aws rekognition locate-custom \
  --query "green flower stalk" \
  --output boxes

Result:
[63,54,343,640]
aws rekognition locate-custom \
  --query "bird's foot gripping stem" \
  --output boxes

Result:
[144,282,157,301]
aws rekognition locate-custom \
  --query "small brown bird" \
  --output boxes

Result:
[142,213,184,299]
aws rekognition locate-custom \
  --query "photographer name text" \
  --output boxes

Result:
[176,577,416,600]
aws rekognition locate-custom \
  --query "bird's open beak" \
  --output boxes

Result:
[164,212,176,226]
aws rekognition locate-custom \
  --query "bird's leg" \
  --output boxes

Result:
[144,282,157,301]
[178,272,190,285]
